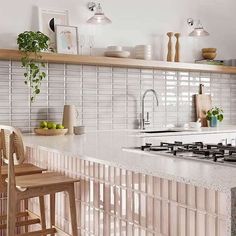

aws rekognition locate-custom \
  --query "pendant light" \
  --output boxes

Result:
[87,2,112,25]
[187,18,209,37]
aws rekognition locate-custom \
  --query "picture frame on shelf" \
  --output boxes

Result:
[55,25,78,55]
[38,8,69,51]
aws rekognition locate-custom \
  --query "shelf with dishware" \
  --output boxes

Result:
[0,48,236,74]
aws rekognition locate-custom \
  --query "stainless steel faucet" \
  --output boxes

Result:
[141,89,159,130]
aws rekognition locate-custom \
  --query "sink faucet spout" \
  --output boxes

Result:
[141,89,159,130]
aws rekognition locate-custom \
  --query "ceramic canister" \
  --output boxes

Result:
[62,105,78,134]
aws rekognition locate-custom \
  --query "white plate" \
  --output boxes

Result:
[107,46,122,51]
[104,51,130,58]
[135,52,152,55]
[135,55,152,60]
[135,48,152,51]
[135,50,152,54]
[135,54,152,57]
[135,45,152,49]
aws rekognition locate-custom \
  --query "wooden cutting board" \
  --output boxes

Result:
[195,84,212,127]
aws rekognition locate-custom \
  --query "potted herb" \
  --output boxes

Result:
[17,31,50,102]
[206,107,224,127]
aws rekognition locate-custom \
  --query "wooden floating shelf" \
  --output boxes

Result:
[0,49,236,74]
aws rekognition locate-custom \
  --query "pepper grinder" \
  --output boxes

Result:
[167,32,174,62]
[174,33,180,62]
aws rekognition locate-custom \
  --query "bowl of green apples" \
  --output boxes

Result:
[34,121,68,136]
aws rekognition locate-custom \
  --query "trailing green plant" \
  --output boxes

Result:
[206,107,224,122]
[17,31,50,102]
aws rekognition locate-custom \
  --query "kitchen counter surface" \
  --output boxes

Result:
[137,125,236,137]
[23,127,236,192]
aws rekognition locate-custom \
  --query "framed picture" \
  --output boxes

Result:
[56,25,78,54]
[38,8,69,51]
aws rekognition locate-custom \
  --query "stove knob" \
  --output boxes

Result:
[213,154,218,162]
[145,143,152,147]
[231,139,236,146]
[221,139,227,146]
[141,143,152,151]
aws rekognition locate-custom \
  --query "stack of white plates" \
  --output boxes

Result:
[135,45,152,60]
[104,46,130,58]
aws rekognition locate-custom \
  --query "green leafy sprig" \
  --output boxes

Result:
[206,107,224,122]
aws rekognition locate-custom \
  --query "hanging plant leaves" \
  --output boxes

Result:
[17,31,50,102]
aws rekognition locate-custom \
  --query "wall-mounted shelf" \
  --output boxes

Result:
[0,49,236,74]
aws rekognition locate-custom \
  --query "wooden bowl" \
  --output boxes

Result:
[34,128,68,136]
[202,52,217,60]
[202,48,217,53]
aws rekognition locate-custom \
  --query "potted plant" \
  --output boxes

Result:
[206,107,224,127]
[17,31,50,102]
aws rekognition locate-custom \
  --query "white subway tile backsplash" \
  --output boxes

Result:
[0,60,236,131]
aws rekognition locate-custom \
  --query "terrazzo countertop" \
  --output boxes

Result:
[23,127,236,192]
[137,125,236,137]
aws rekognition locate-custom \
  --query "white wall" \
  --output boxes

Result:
[0,0,235,62]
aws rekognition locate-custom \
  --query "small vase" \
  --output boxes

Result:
[210,116,218,127]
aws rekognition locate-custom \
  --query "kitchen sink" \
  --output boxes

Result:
[140,130,181,134]
[141,130,181,134]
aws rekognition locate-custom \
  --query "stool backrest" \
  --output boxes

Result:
[0,125,25,166]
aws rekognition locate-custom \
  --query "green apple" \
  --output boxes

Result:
[43,127,48,130]
[56,124,64,129]
[47,122,54,129]
[40,121,47,128]
[47,122,57,129]
[51,123,57,129]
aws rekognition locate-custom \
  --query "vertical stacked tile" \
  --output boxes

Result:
[178,72,190,126]
[0,60,11,126]
[189,72,201,121]
[11,61,30,132]
[220,74,231,125]
[230,74,236,124]
[127,69,140,129]
[1,59,236,131]
[112,68,128,129]
[166,71,178,125]
[153,70,166,128]
[211,73,231,125]
[48,63,65,124]
[65,64,82,125]
[27,146,231,236]
[97,67,112,130]
[82,66,98,130]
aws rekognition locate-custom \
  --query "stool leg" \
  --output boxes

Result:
[24,199,28,233]
[7,194,17,236]
[39,196,46,234]
[68,185,78,236]
[50,193,55,236]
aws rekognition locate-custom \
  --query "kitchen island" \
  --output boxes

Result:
[23,129,236,236]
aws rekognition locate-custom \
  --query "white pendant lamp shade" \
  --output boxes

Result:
[87,3,112,25]
[189,27,210,37]
[188,19,210,37]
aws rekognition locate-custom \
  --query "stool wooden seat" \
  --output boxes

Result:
[0,125,79,236]
[0,128,46,233]
[13,172,77,189]
[1,163,45,178]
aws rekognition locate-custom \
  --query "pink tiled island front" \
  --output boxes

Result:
[23,130,236,236]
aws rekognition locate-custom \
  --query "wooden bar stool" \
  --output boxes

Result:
[0,125,79,236]
[0,127,46,232]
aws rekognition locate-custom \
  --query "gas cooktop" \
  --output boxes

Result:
[130,141,236,167]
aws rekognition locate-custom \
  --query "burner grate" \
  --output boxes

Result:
[139,141,236,164]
